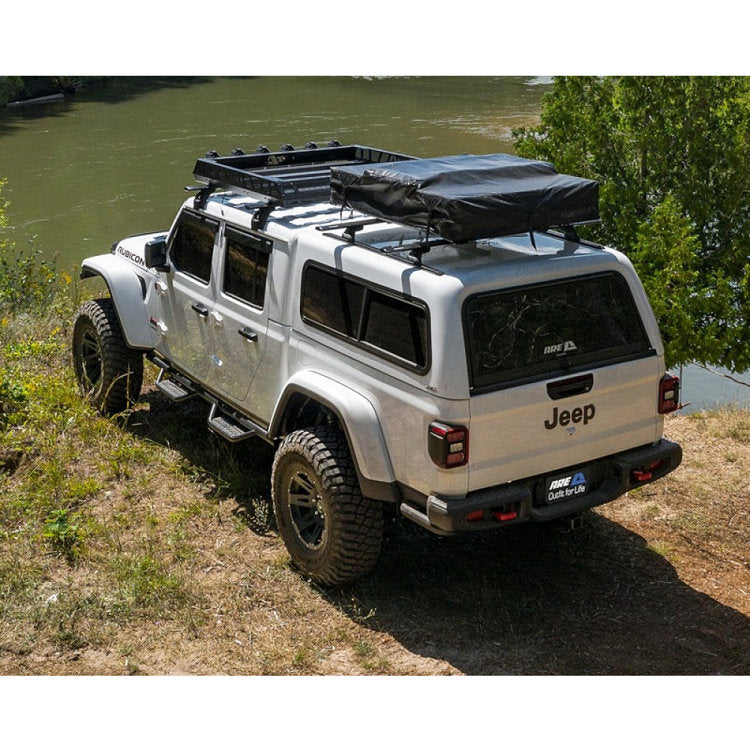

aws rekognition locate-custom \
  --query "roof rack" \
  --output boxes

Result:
[317,217,451,269]
[192,142,415,209]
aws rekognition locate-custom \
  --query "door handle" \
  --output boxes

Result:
[547,373,593,400]
[191,302,209,317]
[238,326,259,342]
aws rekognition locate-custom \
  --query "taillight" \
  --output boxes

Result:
[428,422,469,469]
[659,373,680,414]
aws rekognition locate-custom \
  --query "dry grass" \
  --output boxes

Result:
[1,321,748,675]
[601,408,750,615]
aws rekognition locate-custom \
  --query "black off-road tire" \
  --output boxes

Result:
[72,298,143,416]
[271,426,384,586]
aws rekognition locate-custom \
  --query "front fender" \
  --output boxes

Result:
[270,370,398,500]
[80,254,153,350]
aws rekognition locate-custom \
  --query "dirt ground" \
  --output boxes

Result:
[1,396,748,677]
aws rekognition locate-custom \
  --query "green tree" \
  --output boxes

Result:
[514,76,750,371]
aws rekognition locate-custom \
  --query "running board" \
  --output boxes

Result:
[155,368,195,402]
[208,403,256,442]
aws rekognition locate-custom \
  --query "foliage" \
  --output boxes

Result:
[514,76,750,370]
[0,77,23,108]
[631,196,720,368]
[3,329,65,361]
[0,367,29,427]
[43,508,85,561]
[0,179,61,315]
[0,76,101,107]
[111,553,185,612]
[0,239,60,314]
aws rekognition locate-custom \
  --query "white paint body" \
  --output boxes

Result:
[82,192,668,506]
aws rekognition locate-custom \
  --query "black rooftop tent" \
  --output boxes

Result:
[329,153,600,243]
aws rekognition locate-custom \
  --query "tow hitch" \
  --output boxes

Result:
[566,514,585,532]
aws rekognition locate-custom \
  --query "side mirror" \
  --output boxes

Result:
[144,237,170,272]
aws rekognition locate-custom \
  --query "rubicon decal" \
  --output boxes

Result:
[116,245,145,267]
[544,403,596,430]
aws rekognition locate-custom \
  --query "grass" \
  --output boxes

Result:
[1,287,748,674]
[0,282,344,672]
[0,225,748,676]
[646,540,677,562]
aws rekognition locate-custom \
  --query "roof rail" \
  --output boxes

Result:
[192,142,415,208]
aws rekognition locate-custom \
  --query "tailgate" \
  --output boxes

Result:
[462,270,662,490]
[468,357,662,490]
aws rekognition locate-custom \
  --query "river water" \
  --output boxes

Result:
[0,75,747,412]
[0,76,549,268]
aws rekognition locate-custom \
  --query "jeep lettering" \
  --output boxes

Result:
[544,404,596,430]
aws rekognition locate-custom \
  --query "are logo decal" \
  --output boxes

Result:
[548,472,586,490]
[546,471,588,503]
[543,340,578,355]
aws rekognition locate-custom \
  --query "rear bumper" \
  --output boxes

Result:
[399,438,682,535]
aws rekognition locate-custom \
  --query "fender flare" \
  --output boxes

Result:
[269,370,399,502]
[80,254,153,350]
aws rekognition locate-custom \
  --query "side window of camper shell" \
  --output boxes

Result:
[301,263,429,372]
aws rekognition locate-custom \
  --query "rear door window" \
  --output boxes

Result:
[463,272,653,391]
[169,210,218,283]
[302,265,365,338]
[223,227,271,308]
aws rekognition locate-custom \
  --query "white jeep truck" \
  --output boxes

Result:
[72,142,682,585]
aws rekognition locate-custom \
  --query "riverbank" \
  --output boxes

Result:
[0,77,105,108]
[0,283,747,676]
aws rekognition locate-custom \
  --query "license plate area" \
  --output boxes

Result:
[544,467,589,504]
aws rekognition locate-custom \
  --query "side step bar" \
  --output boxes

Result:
[148,354,267,444]
[207,403,256,442]
[155,368,196,402]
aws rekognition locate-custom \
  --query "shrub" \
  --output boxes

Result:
[0,178,61,315]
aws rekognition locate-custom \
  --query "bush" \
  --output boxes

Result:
[0,76,23,107]
[0,368,29,427]
[0,180,60,315]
